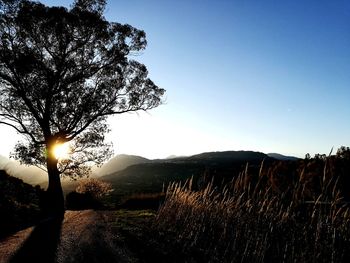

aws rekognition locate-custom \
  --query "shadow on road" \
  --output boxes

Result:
[9,215,63,263]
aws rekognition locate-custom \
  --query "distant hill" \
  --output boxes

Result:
[96,154,150,177]
[0,151,299,197]
[101,151,274,201]
[0,155,46,185]
[188,151,269,162]
[268,153,299,161]
[101,162,203,197]
[165,154,186,159]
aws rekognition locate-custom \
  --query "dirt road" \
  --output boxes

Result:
[0,210,136,263]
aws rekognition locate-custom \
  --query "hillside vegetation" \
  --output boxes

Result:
[0,170,43,237]
[101,151,273,201]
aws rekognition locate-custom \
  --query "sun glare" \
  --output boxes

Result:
[53,143,70,159]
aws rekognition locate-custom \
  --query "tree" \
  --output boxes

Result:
[0,0,165,215]
[76,178,113,200]
[336,146,350,159]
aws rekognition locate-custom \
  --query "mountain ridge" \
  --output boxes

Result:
[100,150,279,198]
[267,153,300,161]
[95,154,150,177]
[1,150,299,189]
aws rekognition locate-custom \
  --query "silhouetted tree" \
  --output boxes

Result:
[304,153,311,160]
[0,0,165,214]
[336,146,350,159]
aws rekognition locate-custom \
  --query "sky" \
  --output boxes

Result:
[1,0,350,160]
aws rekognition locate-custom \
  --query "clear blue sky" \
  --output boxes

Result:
[1,0,350,159]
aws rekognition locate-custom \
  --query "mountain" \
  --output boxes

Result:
[95,154,150,177]
[101,162,201,196]
[101,151,274,200]
[0,155,47,185]
[188,151,269,162]
[268,153,299,161]
[60,154,150,194]
[166,155,179,159]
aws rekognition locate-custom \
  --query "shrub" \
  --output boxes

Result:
[66,178,113,210]
[76,178,113,200]
[119,192,165,210]
[65,191,100,210]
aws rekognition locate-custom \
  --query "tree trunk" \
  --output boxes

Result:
[45,142,65,216]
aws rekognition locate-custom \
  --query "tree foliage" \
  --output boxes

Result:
[76,178,113,200]
[0,0,165,179]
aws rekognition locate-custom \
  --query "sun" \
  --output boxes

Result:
[53,143,70,159]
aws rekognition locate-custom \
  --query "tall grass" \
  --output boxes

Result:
[155,161,350,262]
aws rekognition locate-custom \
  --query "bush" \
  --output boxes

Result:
[66,178,113,210]
[65,191,101,210]
[76,178,113,200]
[119,193,165,210]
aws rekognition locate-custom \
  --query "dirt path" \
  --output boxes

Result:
[0,210,136,263]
